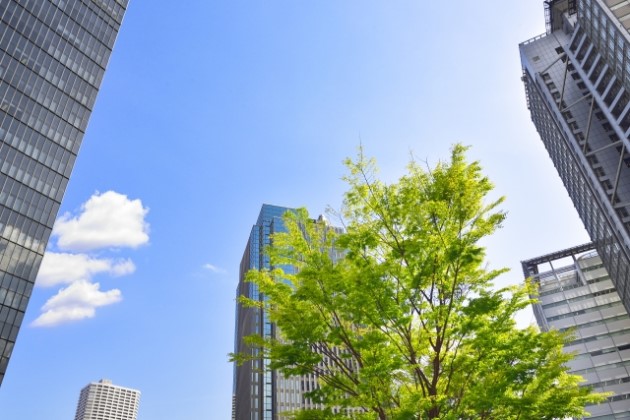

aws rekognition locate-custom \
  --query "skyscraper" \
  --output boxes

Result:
[74,379,140,420]
[522,243,630,418]
[233,204,325,420]
[520,0,630,314]
[0,0,127,385]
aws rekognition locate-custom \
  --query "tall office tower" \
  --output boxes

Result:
[0,0,127,385]
[233,204,329,420]
[519,0,630,316]
[74,379,140,420]
[522,243,630,418]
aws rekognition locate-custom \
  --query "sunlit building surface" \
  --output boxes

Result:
[0,0,127,385]
[523,243,630,419]
[519,0,630,315]
[74,379,140,420]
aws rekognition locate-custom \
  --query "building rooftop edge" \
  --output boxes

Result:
[521,242,594,266]
[86,380,141,394]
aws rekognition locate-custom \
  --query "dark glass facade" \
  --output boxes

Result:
[234,205,291,420]
[234,205,329,420]
[520,0,630,316]
[0,0,127,385]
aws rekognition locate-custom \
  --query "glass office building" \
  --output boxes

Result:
[520,0,630,315]
[522,244,630,418]
[233,204,327,420]
[0,0,127,385]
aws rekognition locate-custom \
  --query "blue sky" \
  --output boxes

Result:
[0,1,591,419]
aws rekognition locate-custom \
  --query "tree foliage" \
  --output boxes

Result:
[232,145,606,419]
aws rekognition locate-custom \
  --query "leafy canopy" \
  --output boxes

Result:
[233,145,605,419]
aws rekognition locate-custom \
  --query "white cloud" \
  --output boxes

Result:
[203,263,226,274]
[36,252,136,287]
[53,191,149,252]
[110,259,136,276]
[31,281,122,327]
[32,190,148,327]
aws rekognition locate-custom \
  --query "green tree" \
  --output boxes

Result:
[232,145,606,419]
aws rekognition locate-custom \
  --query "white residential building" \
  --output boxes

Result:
[74,379,140,420]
